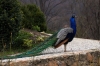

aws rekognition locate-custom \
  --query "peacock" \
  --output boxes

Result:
[54,14,76,52]
[0,15,76,59]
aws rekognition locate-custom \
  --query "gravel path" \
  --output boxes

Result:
[42,38,100,54]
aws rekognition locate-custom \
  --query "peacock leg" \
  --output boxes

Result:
[64,44,67,52]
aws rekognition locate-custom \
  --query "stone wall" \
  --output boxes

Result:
[0,50,100,66]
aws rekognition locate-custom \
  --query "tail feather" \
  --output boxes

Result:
[0,32,58,59]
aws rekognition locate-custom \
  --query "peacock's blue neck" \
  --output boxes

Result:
[70,17,76,35]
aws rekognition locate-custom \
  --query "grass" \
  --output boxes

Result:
[0,42,44,57]
[0,48,28,57]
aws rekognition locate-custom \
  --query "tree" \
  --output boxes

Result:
[0,0,22,49]
[21,4,47,31]
[99,0,100,40]
[19,0,67,28]
[75,0,100,40]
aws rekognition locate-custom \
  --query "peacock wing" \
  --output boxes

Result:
[55,27,73,46]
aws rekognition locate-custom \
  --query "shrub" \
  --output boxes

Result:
[21,4,47,31]
[23,39,33,48]
[12,30,33,49]
[32,26,40,31]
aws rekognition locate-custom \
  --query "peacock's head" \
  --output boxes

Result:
[72,14,75,18]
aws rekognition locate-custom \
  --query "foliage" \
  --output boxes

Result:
[21,4,47,32]
[0,0,22,50]
[12,30,33,49]
[32,26,40,31]
[23,39,33,48]
[36,36,45,42]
